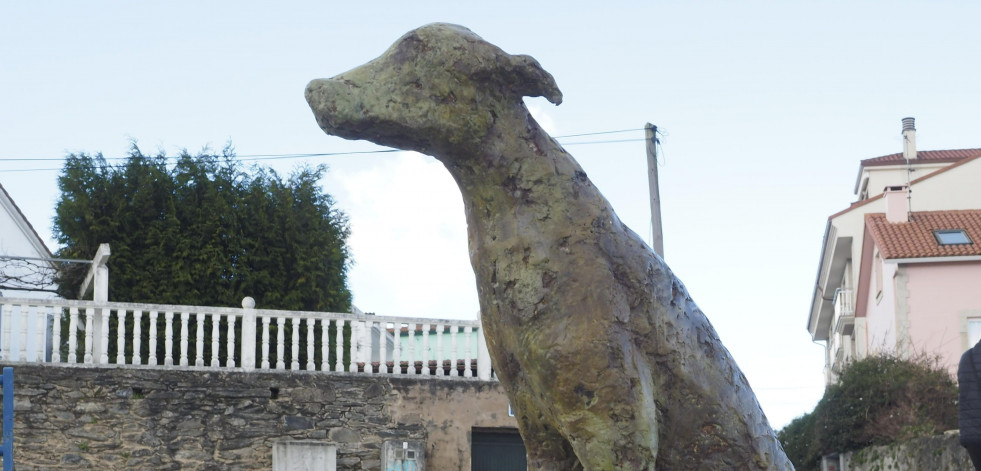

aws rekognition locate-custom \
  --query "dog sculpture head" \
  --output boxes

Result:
[305,23,562,157]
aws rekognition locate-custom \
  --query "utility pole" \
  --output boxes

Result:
[645,123,664,258]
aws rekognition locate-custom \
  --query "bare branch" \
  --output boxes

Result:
[0,257,60,293]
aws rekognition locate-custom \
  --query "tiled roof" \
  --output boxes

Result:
[830,152,981,221]
[866,210,981,259]
[861,148,981,167]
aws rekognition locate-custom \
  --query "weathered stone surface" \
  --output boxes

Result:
[2,364,516,470]
[329,427,362,443]
[285,415,315,430]
[307,23,793,470]
[843,431,973,470]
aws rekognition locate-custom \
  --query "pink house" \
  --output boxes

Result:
[861,208,981,377]
[807,118,981,382]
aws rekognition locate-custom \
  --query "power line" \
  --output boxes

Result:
[0,128,649,174]
[552,128,644,139]
[0,255,91,264]
[559,138,646,146]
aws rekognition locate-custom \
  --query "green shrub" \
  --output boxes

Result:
[777,411,820,471]
[778,353,957,469]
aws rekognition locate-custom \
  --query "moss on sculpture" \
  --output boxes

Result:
[306,23,793,470]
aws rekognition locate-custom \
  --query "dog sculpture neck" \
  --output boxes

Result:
[307,22,793,471]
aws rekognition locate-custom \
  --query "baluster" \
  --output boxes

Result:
[436,323,445,376]
[464,325,474,377]
[378,322,388,374]
[261,316,271,369]
[451,324,460,376]
[0,303,7,362]
[133,310,143,366]
[290,318,300,370]
[354,321,365,371]
[97,307,110,365]
[345,319,356,373]
[179,312,190,367]
[320,319,329,371]
[0,303,10,362]
[392,322,402,375]
[19,305,28,362]
[148,311,158,365]
[164,311,174,366]
[210,313,220,367]
[305,318,315,370]
[83,307,95,364]
[421,323,431,375]
[5,304,18,362]
[276,317,285,369]
[406,323,416,375]
[116,309,127,364]
[367,321,376,371]
[30,306,41,362]
[226,314,237,368]
[194,312,204,367]
[67,307,79,363]
[334,319,344,372]
[52,307,63,363]
[364,321,373,371]
[362,321,372,369]
[35,306,47,362]
[4,304,12,362]
[358,321,374,374]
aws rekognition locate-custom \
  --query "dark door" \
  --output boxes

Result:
[472,429,527,471]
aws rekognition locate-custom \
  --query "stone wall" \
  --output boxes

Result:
[840,431,973,471]
[1,363,517,470]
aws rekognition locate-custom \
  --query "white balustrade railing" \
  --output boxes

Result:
[0,297,494,380]
[832,288,855,335]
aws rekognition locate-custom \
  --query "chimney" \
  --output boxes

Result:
[902,117,917,161]
[884,185,908,223]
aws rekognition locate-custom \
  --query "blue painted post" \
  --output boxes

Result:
[0,367,12,471]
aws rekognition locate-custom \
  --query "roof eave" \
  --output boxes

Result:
[808,221,852,341]
[884,255,981,264]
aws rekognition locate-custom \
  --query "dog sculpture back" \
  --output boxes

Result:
[306,23,793,471]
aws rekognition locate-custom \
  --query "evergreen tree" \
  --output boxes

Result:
[53,143,352,313]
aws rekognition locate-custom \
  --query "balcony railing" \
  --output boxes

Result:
[832,288,854,336]
[0,297,494,380]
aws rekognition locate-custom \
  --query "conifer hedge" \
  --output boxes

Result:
[52,144,352,366]
[54,143,351,312]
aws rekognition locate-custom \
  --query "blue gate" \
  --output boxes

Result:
[0,367,12,471]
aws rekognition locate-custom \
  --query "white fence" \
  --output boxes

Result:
[0,297,494,380]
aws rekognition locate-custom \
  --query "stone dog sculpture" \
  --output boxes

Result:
[306,23,792,470]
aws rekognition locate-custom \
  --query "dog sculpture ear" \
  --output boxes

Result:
[471,49,562,105]
[504,54,563,105]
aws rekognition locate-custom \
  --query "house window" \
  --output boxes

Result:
[970,319,981,348]
[934,229,973,245]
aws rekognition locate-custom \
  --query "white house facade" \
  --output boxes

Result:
[807,118,981,383]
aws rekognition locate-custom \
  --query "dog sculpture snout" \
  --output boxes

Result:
[305,23,560,157]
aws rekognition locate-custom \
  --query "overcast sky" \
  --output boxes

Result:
[3,1,980,429]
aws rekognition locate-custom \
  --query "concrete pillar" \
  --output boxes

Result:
[240,297,256,371]
[85,244,111,364]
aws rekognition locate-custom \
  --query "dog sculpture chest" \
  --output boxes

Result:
[307,23,792,471]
